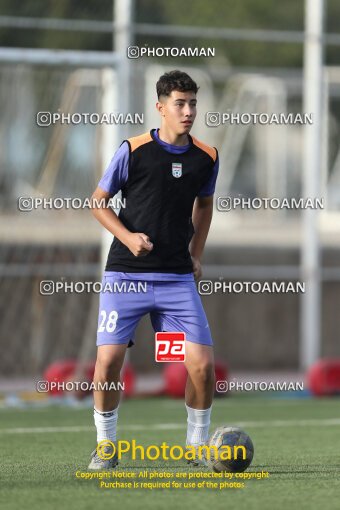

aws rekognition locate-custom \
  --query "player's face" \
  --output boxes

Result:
[159,91,197,135]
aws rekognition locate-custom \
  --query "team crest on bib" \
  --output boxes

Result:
[172,163,182,178]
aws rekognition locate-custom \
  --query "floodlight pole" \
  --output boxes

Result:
[100,1,134,272]
[300,0,325,369]
[114,0,134,139]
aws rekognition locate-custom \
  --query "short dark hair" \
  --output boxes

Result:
[156,70,199,99]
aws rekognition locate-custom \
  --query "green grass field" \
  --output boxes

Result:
[1,396,340,510]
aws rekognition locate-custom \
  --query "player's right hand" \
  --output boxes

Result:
[126,233,153,257]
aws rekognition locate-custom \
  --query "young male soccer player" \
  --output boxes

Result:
[88,70,219,469]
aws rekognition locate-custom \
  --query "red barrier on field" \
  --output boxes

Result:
[122,363,136,397]
[307,359,340,396]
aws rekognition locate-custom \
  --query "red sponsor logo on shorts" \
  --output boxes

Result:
[155,332,186,362]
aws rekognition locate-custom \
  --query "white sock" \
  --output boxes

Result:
[93,407,118,443]
[185,404,212,447]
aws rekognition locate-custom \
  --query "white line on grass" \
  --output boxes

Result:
[0,418,340,434]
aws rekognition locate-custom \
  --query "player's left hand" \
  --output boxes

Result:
[191,256,202,281]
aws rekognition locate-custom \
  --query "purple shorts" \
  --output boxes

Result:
[96,274,213,347]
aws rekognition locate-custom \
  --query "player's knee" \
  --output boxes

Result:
[192,360,215,386]
[95,353,122,378]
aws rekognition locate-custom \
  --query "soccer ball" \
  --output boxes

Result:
[206,426,254,473]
